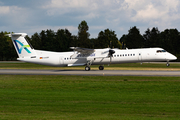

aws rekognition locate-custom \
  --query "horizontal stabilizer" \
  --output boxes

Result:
[7,33,27,37]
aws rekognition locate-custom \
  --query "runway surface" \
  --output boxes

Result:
[0,69,180,76]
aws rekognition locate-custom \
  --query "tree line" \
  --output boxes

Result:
[0,20,180,61]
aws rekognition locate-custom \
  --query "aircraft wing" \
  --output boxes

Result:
[70,47,95,54]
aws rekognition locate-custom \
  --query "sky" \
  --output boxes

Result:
[0,0,180,38]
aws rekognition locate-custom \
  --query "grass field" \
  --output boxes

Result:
[0,62,180,120]
[1,75,180,120]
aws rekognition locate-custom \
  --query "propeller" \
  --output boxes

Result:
[108,41,115,64]
[108,49,115,64]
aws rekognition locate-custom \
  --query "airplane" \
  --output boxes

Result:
[9,33,177,71]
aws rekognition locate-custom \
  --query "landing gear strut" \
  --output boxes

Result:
[85,60,92,71]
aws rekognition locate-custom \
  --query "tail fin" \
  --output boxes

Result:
[9,33,36,58]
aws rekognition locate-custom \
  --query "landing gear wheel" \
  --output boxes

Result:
[166,61,170,67]
[85,66,91,71]
[99,66,104,70]
[166,63,170,67]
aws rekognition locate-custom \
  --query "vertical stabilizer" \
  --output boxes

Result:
[9,33,36,58]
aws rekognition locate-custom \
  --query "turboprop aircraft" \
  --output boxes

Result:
[9,33,177,71]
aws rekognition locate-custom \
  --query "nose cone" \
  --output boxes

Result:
[167,53,177,61]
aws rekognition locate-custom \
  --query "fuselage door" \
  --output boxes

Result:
[138,52,142,61]
[60,57,64,64]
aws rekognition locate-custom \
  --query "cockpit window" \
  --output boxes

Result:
[156,50,166,53]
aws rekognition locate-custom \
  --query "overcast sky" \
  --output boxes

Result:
[0,0,180,38]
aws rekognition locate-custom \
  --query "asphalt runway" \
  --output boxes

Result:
[0,69,180,76]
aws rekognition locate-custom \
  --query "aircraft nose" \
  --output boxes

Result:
[167,53,177,61]
[172,55,177,60]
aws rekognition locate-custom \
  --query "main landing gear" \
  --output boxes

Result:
[99,65,104,70]
[85,60,105,71]
[85,66,91,71]
[85,65,104,71]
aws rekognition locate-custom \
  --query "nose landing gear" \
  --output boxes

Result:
[166,61,170,67]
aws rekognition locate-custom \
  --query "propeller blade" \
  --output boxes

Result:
[110,56,112,64]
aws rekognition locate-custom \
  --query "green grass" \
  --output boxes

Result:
[0,75,180,120]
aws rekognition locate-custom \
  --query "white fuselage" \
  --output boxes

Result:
[17,48,177,67]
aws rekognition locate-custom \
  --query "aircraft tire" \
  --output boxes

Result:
[99,66,104,70]
[85,66,91,71]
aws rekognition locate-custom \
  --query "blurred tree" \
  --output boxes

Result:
[119,34,127,49]
[70,35,78,47]
[56,29,72,52]
[160,29,180,55]
[77,20,91,48]
[45,29,55,51]
[0,32,10,60]
[143,27,160,47]
[95,29,121,49]
[40,30,47,50]
[0,32,17,60]
[124,26,144,49]
[31,32,41,50]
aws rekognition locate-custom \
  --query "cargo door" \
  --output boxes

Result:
[60,57,64,64]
